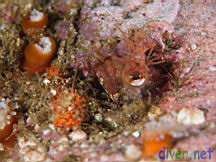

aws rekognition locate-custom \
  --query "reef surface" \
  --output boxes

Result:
[0,0,216,162]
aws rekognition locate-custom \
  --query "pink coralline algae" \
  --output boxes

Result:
[158,0,216,122]
[52,0,78,14]
[0,5,18,24]
[78,0,180,40]
[55,20,70,40]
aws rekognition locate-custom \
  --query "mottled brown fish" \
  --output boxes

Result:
[76,21,181,100]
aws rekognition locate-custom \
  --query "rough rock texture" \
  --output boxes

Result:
[70,0,216,161]
[1,0,216,162]
[159,1,216,161]
[76,0,216,161]
[79,0,180,40]
[160,0,216,119]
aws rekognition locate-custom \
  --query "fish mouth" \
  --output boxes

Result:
[129,78,145,87]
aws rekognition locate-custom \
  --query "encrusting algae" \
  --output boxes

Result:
[0,0,192,161]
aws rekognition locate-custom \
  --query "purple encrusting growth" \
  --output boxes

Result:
[55,20,70,40]
[78,7,100,41]
[52,0,78,14]
[0,4,18,24]
[42,129,139,162]
[78,0,180,40]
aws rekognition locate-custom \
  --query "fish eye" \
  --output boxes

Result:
[128,71,145,86]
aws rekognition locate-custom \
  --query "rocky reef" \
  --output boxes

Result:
[1,0,216,162]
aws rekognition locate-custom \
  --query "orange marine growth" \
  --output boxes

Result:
[22,9,48,37]
[52,90,86,129]
[142,131,173,159]
[47,66,60,78]
[23,36,57,73]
